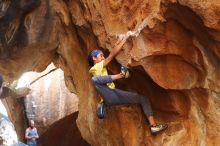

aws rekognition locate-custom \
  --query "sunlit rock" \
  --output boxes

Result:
[0,0,219,145]
[17,64,78,134]
[0,113,18,145]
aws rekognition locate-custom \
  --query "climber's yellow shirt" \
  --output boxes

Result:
[89,60,115,89]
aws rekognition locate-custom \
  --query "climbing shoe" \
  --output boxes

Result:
[121,65,130,78]
[150,123,168,134]
[96,100,106,119]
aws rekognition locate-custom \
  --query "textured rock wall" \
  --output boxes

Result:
[17,63,78,135]
[38,112,90,146]
[1,96,26,142]
[0,0,219,146]
[0,113,18,145]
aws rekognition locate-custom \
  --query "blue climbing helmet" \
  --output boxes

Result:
[88,49,102,67]
[91,49,101,57]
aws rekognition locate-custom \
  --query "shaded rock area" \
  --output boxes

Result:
[38,112,90,146]
[0,0,219,146]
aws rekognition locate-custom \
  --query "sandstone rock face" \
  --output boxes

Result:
[1,96,27,142]
[0,0,219,146]
[17,64,78,135]
[38,112,90,146]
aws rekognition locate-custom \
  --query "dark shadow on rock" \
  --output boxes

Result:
[38,112,90,146]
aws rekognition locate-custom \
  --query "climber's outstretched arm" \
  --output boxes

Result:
[103,37,127,67]
[92,74,123,85]
[111,74,124,81]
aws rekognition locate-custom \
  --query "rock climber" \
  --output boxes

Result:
[87,36,168,134]
[25,119,39,146]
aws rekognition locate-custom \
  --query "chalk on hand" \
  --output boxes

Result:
[127,31,133,36]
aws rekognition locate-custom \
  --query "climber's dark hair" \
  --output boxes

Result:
[88,51,94,67]
[0,75,3,88]
[87,49,102,67]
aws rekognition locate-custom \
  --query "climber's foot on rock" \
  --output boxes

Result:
[150,123,168,135]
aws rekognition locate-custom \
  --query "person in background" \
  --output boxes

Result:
[25,120,39,146]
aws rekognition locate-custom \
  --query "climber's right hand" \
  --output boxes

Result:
[104,37,128,67]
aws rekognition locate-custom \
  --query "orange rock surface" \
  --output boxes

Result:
[0,0,219,145]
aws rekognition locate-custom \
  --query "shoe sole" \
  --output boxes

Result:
[151,125,168,135]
